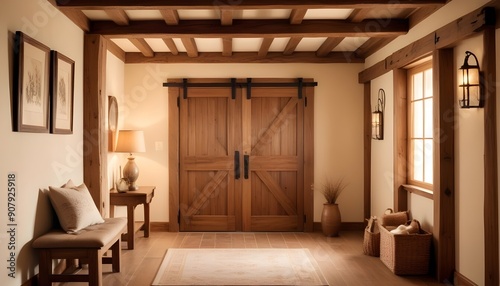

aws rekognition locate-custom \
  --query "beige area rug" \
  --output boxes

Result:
[152,248,329,286]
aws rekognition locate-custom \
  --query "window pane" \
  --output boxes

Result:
[424,69,433,99]
[424,139,433,184]
[408,63,433,189]
[413,101,423,138]
[413,72,423,100]
[424,98,433,138]
[413,140,424,182]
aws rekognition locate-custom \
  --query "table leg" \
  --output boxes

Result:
[144,203,150,237]
[126,205,135,250]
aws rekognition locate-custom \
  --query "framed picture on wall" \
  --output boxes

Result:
[50,51,75,134]
[13,31,51,133]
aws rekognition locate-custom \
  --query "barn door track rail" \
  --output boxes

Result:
[163,78,318,99]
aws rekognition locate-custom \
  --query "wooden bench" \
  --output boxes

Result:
[32,218,127,286]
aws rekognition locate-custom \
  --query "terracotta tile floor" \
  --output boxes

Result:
[57,231,444,286]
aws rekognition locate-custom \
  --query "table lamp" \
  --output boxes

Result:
[115,130,146,191]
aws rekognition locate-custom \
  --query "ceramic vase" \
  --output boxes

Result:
[321,203,341,237]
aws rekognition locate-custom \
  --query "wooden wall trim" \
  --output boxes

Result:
[454,271,478,286]
[363,83,371,220]
[482,25,499,286]
[168,86,180,232]
[304,85,315,232]
[83,34,107,213]
[432,48,455,283]
[359,5,494,83]
[150,222,170,232]
[393,69,408,212]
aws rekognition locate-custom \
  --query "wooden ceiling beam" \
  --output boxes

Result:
[258,38,274,57]
[54,0,447,10]
[349,7,414,23]
[348,9,372,22]
[162,38,179,55]
[396,8,416,19]
[222,38,232,56]
[283,37,302,55]
[160,9,179,25]
[355,37,396,58]
[129,38,155,57]
[181,38,199,57]
[125,51,365,64]
[90,19,408,38]
[105,9,129,25]
[221,10,233,26]
[409,5,442,28]
[354,8,411,55]
[47,0,89,31]
[106,38,125,61]
[316,37,344,57]
[58,9,90,32]
[289,9,307,24]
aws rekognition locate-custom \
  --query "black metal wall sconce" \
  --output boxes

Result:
[372,89,385,140]
[458,51,484,108]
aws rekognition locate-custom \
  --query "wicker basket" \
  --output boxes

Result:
[381,208,409,227]
[363,227,380,257]
[379,223,432,275]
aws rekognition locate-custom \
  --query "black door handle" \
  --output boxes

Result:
[244,155,249,179]
[234,151,240,179]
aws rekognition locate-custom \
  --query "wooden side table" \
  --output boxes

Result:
[110,186,155,250]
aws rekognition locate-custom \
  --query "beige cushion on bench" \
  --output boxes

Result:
[48,180,105,233]
[33,218,127,249]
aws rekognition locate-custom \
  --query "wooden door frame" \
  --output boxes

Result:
[167,78,315,232]
[83,34,108,214]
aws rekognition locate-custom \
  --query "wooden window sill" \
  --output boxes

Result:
[402,184,434,200]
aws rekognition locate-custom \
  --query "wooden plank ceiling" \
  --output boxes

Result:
[50,0,448,63]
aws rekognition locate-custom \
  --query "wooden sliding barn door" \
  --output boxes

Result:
[242,84,305,231]
[178,81,242,231]
[175,78,312,232]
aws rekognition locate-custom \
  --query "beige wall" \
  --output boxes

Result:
[122,63,365,223]
[455,34,486,285]
[106,51,126,218]
[0,0,83,285]
[366,0,493,284]
[370,71,394,218]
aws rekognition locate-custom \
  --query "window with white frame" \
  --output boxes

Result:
[408,63,433,190]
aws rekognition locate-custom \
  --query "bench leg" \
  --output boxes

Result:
[38,250,51,285]
[111,238,121,272]
[103,238,121,273]
[88,250,102,286]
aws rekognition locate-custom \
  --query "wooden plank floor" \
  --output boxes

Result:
[61,230,442,286]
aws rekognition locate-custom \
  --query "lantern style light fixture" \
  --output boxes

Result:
[372,89,385,140]
[458,51,483,108]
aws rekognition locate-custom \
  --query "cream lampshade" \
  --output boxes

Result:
[115,130,146,191]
